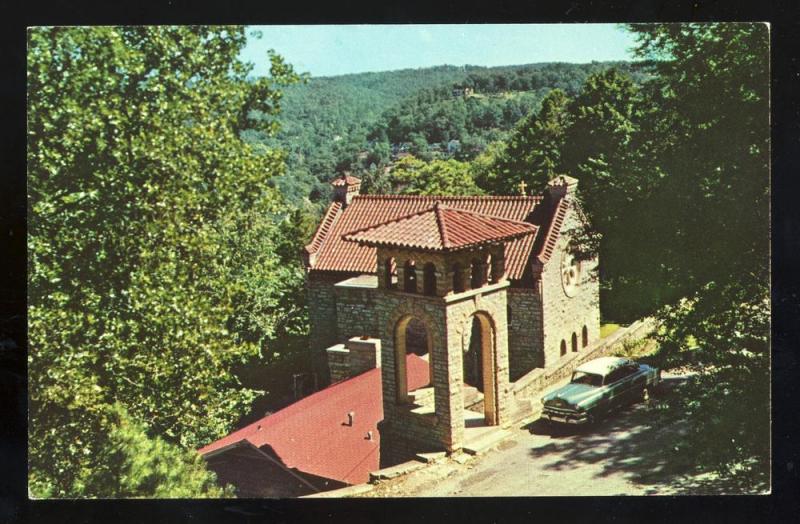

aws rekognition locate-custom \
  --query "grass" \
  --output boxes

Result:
[600,323,622,338]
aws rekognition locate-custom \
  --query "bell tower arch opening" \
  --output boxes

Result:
[393,315,434,405]
[463,312,498,426]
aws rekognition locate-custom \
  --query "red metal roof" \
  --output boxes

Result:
[330,175,362,187]
[342,202,537,252]
[305,195,544,279]
[198,354,430,486]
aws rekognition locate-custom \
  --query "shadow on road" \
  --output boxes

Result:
[521,375,753,495]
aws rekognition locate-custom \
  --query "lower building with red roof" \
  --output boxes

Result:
[199,353,430,496]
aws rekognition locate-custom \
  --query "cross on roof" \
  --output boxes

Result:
[517,180,528,195]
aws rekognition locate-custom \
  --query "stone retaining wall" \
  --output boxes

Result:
[511,317,658,408]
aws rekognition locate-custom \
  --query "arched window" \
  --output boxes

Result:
[486,254,495,284]
[571,332,578,352]
[452,263,464,293]
[384,258,396,289]
[471,258,486,289]
[423,263,437,296]
[582,325,588,348]
[560,340,567,357]
[404,260,417,293]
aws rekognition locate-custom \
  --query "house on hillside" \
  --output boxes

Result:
[452,87,475,98]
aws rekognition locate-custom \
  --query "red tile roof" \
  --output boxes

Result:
[304,195,544,279]
[305,201,341,257]
[330,175,362,187]
[343,202,537,252]
[199,354,430,486]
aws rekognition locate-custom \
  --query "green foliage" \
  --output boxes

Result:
[248,61,651,206]
[480,88,572,194]
[375,156,483,196]
[27,26,303,497]
[629,23,770,490]
[34,403,234,498]
[469,24,769,489]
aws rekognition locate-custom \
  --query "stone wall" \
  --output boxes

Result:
[507,288,544,380]
[540,203,601,368]
[334,284,380,341]
[307,274,346,384]
[511,317,658,414]
[378,411,444,467]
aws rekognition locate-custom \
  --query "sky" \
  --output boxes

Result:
[240,24,639,78]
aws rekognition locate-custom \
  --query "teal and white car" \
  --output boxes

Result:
[541,356,661,425]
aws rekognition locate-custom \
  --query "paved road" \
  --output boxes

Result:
[365,373,721,497]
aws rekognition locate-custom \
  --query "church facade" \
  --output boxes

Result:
[302,173,600,463]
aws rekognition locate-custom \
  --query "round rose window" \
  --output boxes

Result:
[560,250,581,297]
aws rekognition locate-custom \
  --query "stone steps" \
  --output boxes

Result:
[408,384,484,410]
[462,425,513,456]
[463,384,483,408]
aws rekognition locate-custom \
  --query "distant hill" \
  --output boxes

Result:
[243,61,653,205]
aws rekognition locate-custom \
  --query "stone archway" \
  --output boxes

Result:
[462,311,499,426]
[392,314,435,405]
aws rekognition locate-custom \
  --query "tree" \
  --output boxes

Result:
[27,26,301,497]
[390,156,483,196]
[482,89,572,195]
[29,404,233,498]
[626,23,770,490]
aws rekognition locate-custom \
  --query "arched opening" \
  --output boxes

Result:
[403,260,417,293]
[560,340,567,357]
[571,332,578,352]
[452,263,464,293]
[582,325,588,348]
[470,258,486,289]
[393,316,433,405]
[423,263,437,296]
[384,257,397,289]
[464,318,484,393]
[463,313,498,426]
[486,254,495,284]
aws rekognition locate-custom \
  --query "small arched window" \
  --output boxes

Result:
[582,325,588,348]
[486,254,495,284]
[471,258,485,289]
[571,332,578,352]
[423,263,437,296]
[384,258,397,289]
[560,340,567,357]
[452,263,464,293]
[404,260,417,293]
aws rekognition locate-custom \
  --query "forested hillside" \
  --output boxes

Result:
[245,61,652,206]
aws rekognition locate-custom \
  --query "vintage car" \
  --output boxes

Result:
[541,356,661,425]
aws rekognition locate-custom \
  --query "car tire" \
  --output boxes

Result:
[641,387,650,403]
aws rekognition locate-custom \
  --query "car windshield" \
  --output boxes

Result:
[571,371,603,387]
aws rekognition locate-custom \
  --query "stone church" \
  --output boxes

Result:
[301,173,600,464]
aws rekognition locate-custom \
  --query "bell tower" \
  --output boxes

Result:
[343,202,538,464]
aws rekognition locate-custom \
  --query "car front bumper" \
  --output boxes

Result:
[542,409,589,425]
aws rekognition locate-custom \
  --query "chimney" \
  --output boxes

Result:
[331,173,361,207]
[545,175,578,200]
[324,336,381,383]
[346,336,381,375]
